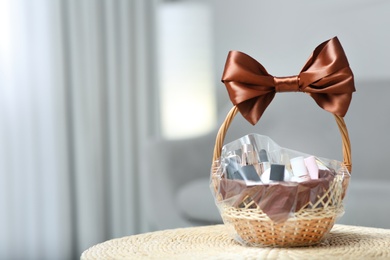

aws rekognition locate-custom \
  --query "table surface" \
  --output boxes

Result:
[81,224,390,259]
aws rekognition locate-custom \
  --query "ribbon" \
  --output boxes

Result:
[222,37,355,125]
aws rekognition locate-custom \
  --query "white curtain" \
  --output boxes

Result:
[0,0,157,259]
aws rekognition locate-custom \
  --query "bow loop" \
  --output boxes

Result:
[222,37,355,125]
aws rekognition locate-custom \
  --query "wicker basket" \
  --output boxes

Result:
[211,106,352,247]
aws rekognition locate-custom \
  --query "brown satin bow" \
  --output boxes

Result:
[222,37,355,125]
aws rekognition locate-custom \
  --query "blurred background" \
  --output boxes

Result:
[0,0,389,259]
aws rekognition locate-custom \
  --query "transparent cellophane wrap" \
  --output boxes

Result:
[210,134,350,247]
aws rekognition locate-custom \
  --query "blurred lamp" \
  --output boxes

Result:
[157,1,216,139]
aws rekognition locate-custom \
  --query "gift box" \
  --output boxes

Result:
[210,37,355,247]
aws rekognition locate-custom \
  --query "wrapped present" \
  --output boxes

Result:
[210,37,355,247]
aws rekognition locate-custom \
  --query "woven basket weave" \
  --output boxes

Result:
[211,106,352,247]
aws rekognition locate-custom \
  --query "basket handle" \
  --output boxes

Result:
[212,106,352,173]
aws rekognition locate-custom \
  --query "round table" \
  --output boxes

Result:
[81,224,390,259]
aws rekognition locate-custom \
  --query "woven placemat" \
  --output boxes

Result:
[81,224,390,259]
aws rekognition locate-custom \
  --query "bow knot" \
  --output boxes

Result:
[274,76,300,93]
[222,37,355,125]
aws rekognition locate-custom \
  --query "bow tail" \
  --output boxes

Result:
[237,93,275,125]
[309,92,353,117]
